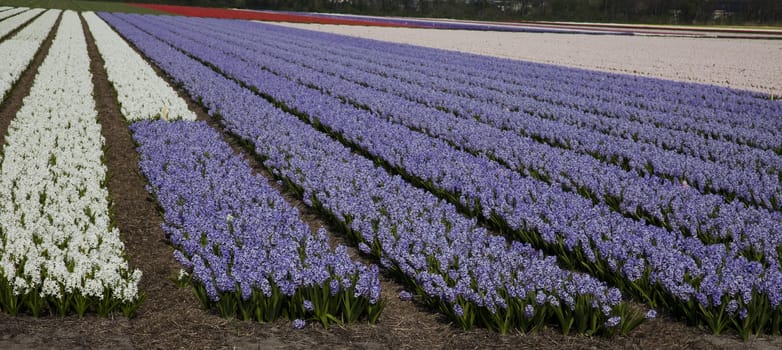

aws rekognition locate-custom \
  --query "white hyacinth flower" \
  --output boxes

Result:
[0,11,141,313]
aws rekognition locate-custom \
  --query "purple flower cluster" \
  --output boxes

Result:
[129,120,382,324]
[292,319,306,329]
[101,12,635,336]
[398,291,413,301]
[149,14,782,265]
[104,13,782,337]
[171,16,782,154]
[287,21,781,141]
[182,18,782,211]
[272,26,781,180]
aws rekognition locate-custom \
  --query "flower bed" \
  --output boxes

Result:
[111,13,782,338]
[129,120,383,325]
[0,9,58,102]
[102,11,639,336]
[83,11,195,121]
[153,15,782,264]
[0,8,43,39]
[0,11,141,318]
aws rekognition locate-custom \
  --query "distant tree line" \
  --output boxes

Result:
[126,0,782,25]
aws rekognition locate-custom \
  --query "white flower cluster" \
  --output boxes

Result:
[0,11,141,305]
[0,9,59,102]
[0,8,43,39]
[0,7,27,22]
[83,12,196,121]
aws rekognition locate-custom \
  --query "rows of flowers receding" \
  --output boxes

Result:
[102,12,642,336]
[232,20,782,178]
[290,21,781,140]
[129,120,382,325]
[0,7,28,22]
[82,12,382,326]
[128,3,633,34]
[0,9,58,102]
[155,15,782,267]
[194,19,782,212]
[258,22,778,123]
[0,11,141,318]
[82,12,195,122]
[113,13,782,338]
[127,3,427,28]
[0,8,43,40]
[262,25,782,212]
[139,18,782,216]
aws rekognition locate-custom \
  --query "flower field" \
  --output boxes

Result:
[126,3,421,28]
[125,3,630,34]
[277,22,782,95]
[0,9,141,318]
[84,10,387,327]
[0,4,781,348]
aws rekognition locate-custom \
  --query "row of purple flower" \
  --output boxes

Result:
[151,16,782,213]
[150,14,782,267]
[243,21,782,177]
[284,21,782,135]
[243,21,782,147]
[108,13,782,338]
[101,12,643,335]
[260,19,782,209]
[129,119,383,325]
[218,17,782,155]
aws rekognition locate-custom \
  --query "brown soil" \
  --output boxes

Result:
[0,11,779,350]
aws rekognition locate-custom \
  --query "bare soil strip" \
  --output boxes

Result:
[0,11,59,148]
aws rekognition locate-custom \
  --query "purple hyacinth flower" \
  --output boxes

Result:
[453,304,464,317]
[524,304,535,319]
[645,309,657,320]
[292,319,306,329]
[605,316,621,328]
[399,290,413,301]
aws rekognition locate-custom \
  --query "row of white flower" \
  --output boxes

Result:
[0,11,141,314]
[0,9,59,102]
[0,6,27,22]
[0,8,43,40]
[83,12,196,121]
